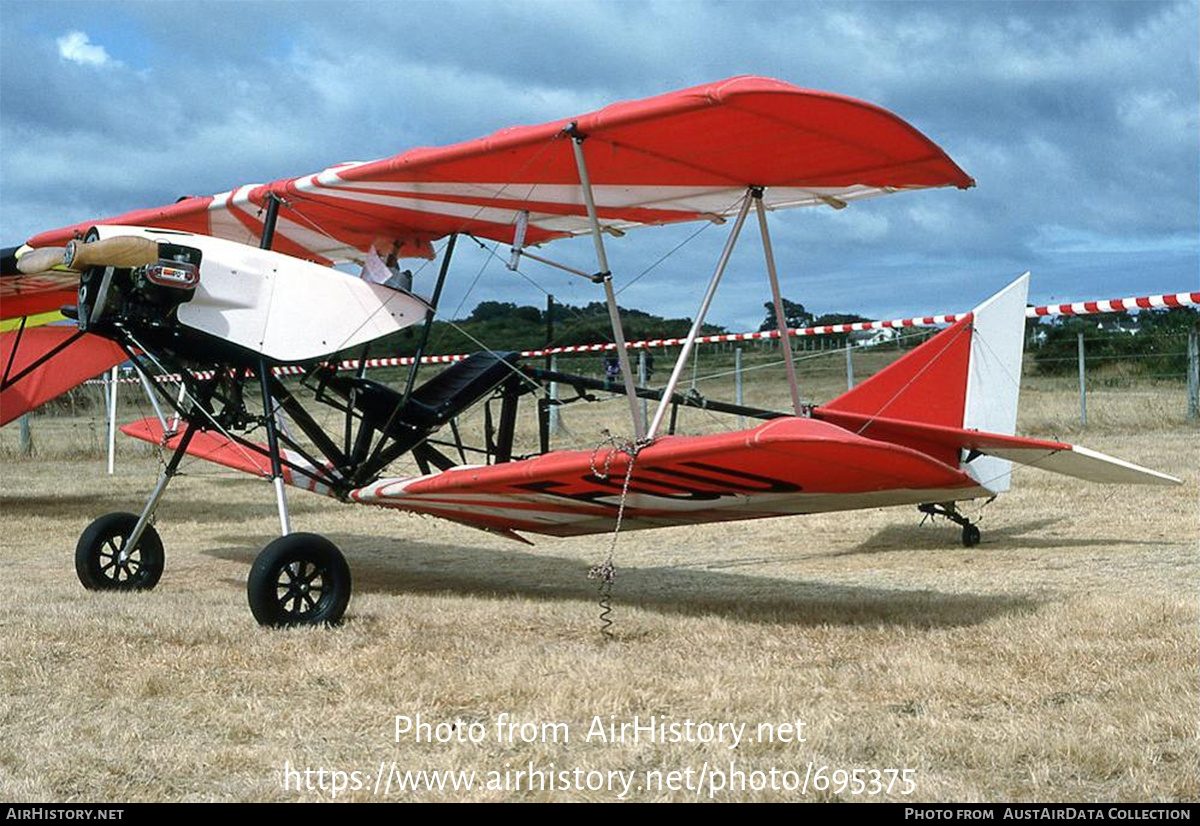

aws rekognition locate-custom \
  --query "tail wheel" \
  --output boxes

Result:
[76,512,164,591]
[962,524,982,547]
[247,533,351,627]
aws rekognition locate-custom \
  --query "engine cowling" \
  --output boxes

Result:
[71,225,428,364]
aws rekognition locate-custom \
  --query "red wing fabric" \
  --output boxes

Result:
[0,273,78,321]
[0,327,126,425]
[25,76,972,265]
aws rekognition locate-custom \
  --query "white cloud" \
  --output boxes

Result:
[56,31,113,68]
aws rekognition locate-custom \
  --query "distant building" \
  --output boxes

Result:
[848,328,899,348]
[1095,317,1141,335]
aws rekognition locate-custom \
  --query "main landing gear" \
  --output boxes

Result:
[246,533,351,627]
[76,512,164,590]
[918,502,981,547]
[74,392,354,628]
[75,513,352,627]
[74,422,197,593]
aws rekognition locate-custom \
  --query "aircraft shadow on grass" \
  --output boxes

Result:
[3,493,119,517]
[0,493,330,525]
[830,517,1168,556]
[204,531,1045,629]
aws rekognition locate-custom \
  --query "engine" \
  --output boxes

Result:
[73,237,202,335]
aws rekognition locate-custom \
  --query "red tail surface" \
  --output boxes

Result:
[817,275,1029,491]
[814,274,1177,490]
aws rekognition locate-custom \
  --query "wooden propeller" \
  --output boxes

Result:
[64,236,159,270]
[15,247,68,274]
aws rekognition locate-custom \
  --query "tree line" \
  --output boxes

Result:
[1030,307,1197,377]
[364,297,1197,381]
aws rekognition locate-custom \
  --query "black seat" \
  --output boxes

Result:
[326,351,521,432]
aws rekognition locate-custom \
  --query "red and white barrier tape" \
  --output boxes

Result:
[87,289,1199,384]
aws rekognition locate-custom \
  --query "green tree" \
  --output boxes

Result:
[759,298,812,331]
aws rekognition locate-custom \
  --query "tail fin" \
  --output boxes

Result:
[809,273,1177,490]
[958,273,1029,491]
[820,274,1029,493]
[961,274,1029,443]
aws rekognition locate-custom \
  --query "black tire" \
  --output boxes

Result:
[76,512,164,591]
[247,533,351,627]
[962,523,982,548]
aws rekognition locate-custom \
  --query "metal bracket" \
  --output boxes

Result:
[508,211,529,271]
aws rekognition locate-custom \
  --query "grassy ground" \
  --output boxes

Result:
[0,351,1196,802]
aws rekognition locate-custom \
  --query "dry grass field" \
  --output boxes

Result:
[1,349,1196,802]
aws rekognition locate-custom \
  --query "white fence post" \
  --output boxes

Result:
[1077,332,1087,427]
[18,414,32,456]
[734,347,744,429]
[845,340,855,390]
[1187,328,1199,420]
[107,366,119,474]
[548,355,560,435]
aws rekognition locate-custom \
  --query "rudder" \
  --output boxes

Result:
[960,274,1029,491]
[820,274,1030,492]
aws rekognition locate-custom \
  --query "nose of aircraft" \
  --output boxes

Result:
[1,245,20,275]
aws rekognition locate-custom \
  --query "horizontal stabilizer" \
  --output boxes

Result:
[812,409,1180,487]
[981,443,1180,486]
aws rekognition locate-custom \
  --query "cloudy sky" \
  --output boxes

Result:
[1,1,1196,332]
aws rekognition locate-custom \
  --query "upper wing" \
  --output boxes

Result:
[23,76,972,265]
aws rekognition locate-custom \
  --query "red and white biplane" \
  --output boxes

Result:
[0,76,1179,626]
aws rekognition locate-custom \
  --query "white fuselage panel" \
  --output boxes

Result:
[91,225,425,362]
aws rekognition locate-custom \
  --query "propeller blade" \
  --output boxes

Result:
[16,246,68,274]
[65,236,159,270]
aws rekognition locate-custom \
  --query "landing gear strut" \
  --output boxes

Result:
[75,422,197,592]
[918,502,981,547]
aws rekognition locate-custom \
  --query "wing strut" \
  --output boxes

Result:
[1,327,86,391]
[754,190,803,416]
[646,188,754,440]
[566,124,646,439]
[258,193,292,535]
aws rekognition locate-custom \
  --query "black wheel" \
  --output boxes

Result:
[247,533,351,627]
[962,523,981,548]
[76,512,164,591]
